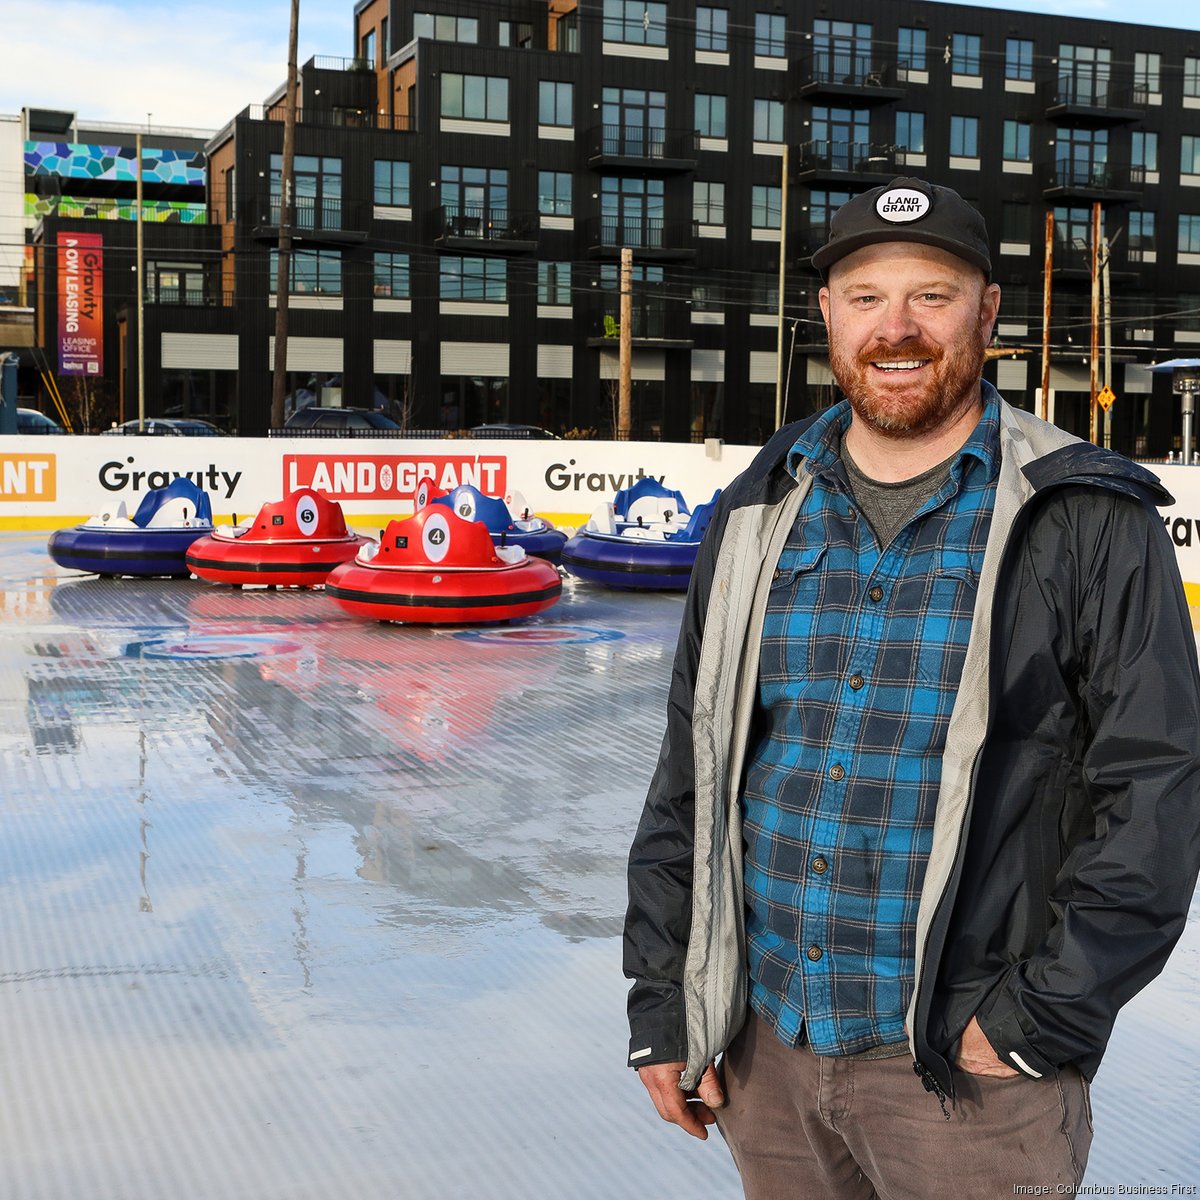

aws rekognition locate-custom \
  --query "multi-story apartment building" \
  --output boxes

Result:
[27,1,1200,453]
[18,108,213,428]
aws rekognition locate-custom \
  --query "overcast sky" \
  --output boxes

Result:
[2,0,1198,134]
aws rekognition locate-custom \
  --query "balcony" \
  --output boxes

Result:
[242,103,410,133]
[585,303,693,350]
[1041,160,1144,202]
[585,124,698,171]
[584,215,697,261]
[1052,243,1142,284]
[794,140,901,184]
[432,205,537,254]
[252,195,368,244]
[794,52,905,103]
[1042,76,1144,123]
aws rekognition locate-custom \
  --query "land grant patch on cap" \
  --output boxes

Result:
[875,187,930,223]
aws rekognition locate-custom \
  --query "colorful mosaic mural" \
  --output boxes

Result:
[25,195,208,224]
[24,142,206,187]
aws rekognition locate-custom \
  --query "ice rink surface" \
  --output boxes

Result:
[0,531,1196,1199]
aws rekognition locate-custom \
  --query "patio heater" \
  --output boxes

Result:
[1146,359,1200,465]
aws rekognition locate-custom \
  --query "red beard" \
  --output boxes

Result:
[828,329,988,439]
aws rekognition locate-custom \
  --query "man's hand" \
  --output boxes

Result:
[636,1060,725,1140]
[955,1016,1020,1078]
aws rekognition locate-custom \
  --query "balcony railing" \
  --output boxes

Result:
[1041,160,1144,193]
[434,204,537,244]
[599,303,668,340]
[795,140,900,175]
[144,288,236,308]
[308,55,374,72]
[259,194,368,233]
[243,104,410,133]
[586,214,697,253]
[1043,75,1143,113]
[586,124,698,165]
[795,52,901,92]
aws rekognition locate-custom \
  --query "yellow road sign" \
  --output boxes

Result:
[1097,385,1116,411]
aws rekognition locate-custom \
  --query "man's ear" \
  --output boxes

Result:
[818,286,832,329]
[980,282,1001,343]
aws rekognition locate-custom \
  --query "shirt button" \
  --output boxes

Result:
[773,567,781,580]
[846,508,857,521]
[849,673,865,690]
[828,763,845,781]
[868,585,884,603]
[811,856,829,874]
[806,945,823,962]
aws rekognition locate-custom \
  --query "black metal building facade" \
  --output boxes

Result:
[56,1,1200,451]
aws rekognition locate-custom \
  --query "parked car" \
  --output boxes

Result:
[105,418,228,436]
[469,423,559,439]
[284,406,401,432]
[16,408,67,435]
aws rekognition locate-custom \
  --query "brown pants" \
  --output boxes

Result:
[715,1014,1093,1200]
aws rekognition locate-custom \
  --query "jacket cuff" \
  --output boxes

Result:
[627,1019,687,1069]
[976,996,1057,1080]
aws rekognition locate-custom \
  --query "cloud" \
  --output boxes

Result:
[0,0,348,132]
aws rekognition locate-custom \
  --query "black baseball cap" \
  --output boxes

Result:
[812,178,991,280]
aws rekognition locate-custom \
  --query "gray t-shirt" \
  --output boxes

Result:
[840,440,957,547]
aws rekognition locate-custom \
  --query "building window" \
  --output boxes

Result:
[145,262,206,305]
[950,116,979,158]
[808,189,854,240]
[1056,127,1108,184]
[1001,202,1029,243]
[1059,44,1110,105]
[753,98,784,142]
[499,20,533,47]
[601,176,665,246]
[373,160,410,206]
[539,80,573,126]
[1128,211,1155,258]
[895,111,925,153]
[1180,215,1200,255]
[440,256,506,301]
[813,19,872,82]
[1178,294,1200,333]
[1133,51,1160,95]
[1003,121,1031,161]
[1005,38,1034,81]
[381,16,389,56]
[755,13,785,57]
[695,94,727,138]
[952,33,981,76]
[1186,57,1200,98]
[811,105,870,168]
[751,184,781,229]
[538,261,571,305]
[696,6,728,52]
[1183,135,1200,175]
[441,74,509,121]
[441,166,508,229]
[602,87,667,156]
[691,281,723,312]
[374,252,410,298]
[538,171,572,215]
[360,28,376,65]
[271,248,341,295]
[414,13,478,42]
[271,154,341,230]
[693,180,725,224]
[898,27,926,70]
[603,0,667,46]
[1131,131,1158,174]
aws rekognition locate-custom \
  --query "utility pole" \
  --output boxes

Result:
[773,144,789,430]
[136,131,145,431]
[618,246,632,439]
[271,0,301,429]
[1040,211,1053,423]
[1102,234,1113,449]
[1088,202,1101,445]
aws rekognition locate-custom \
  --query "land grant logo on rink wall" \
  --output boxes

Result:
[58,232,104,376]
[0,454,57,501]
[283,453,508,501]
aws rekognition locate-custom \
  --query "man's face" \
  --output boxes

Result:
[818,242,1001,439]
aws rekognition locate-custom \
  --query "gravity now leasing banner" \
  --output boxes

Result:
[58,232,104,376]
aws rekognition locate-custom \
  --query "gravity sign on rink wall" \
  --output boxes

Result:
[3,434,1200,603]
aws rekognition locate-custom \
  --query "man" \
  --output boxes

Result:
[623,178,1200,1198]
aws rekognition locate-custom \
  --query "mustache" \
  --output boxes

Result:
[857,343,944,366]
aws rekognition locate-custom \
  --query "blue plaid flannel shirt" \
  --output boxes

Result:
[742,392,1000,1056]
